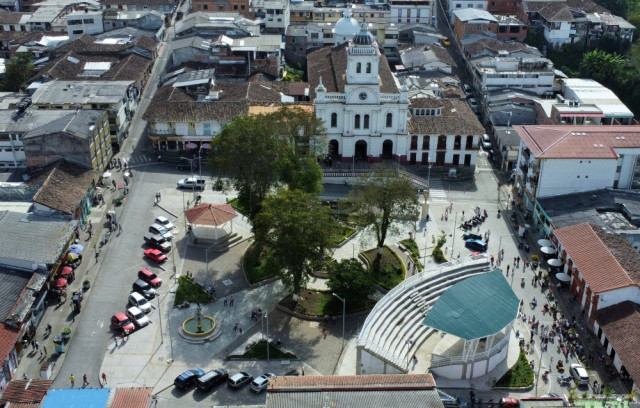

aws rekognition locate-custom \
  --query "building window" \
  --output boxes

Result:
[355,114,361,129]
[363,115,370,129]
[454,135,461,149]
[203,4,208,9]
[410,135,418,150]
[366,62,371,73]
[386,113,392,127]
[422,136,429,149]
[331,112,337,127]
[356,62,361,73]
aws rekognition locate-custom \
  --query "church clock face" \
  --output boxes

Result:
[359,92,368,101]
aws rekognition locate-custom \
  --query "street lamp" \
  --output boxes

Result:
[451,211,460,259]
[427,162,433,189]
[352,243,355,259]
[262,312,269,361]
[332,293,346,350]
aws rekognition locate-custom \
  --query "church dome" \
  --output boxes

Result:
[334,8,359,37]
[353,24,374,45]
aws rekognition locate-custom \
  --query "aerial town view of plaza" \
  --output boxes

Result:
[0,0,639,406]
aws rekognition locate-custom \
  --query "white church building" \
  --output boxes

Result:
[308,20,411,164]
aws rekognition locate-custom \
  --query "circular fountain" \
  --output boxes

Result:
[179,302,220,342]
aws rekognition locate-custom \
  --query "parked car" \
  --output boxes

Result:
[440,36,450,46]
[249,373,276,393]
[227,372,253,389]
[133,279,157,299]
[111,312,135,333]
[155,216,175,231]
[570,363,589,385]
[176,157,197,171]
[144,248,167,263]
[481,134,492,150]
[128,292,151,314]
[174,368,205,390]
[149,224,173,241]
[138,268,162,287]
[177,177,206,190]
[144,233,171,253]
[462,233,482,241]
[127,306,150,328]
[468,98,479,113]
[465,239,488,252]
[196,369,229,392]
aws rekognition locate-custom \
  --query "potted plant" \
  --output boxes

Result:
[83,279,90,290]
[531,254,539,269]
[61,327,71,341]
[214,178,224,191]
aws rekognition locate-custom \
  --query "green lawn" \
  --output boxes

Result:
[495,351,535,387]
[399,238,423,272]
[174,276,212,306]
[362,246,405,290]
[228,340,297,360]
[279,289,377,316]
[243,243,279,284]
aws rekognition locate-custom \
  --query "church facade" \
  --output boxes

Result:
[308,24,410,164]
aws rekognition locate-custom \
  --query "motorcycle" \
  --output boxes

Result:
[542,371,549,381]
[176,300,190,309]
[557,375,572,386]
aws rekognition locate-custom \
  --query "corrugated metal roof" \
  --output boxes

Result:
[110,387,152,408]
[0,379,52,405]
[266,389,443,408]
[423,270,519,340]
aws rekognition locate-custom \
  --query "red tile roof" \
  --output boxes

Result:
[554,223,634,293]
[269,373,436,392]
[110,387,153,408]
[594,301,640,385]
[514,125,640,159]
[0,379,52,405]
[185,203,237,226]
[0,324,20,374]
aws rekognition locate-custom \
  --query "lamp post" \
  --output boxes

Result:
[332,293,346,350]
[352,243,355,260]
[427,162,433,189]
[451,211,460,259]
[263,312,269,361]
[534,342,544,396]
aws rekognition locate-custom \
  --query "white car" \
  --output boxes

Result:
[570,363,589,385]
[149,223,173,241]
[128,292,151,314]
[481,134,492,150]
[468,98,479,113]
[249,373,276,393]
[127,306,150,328]
[155,216,175,231]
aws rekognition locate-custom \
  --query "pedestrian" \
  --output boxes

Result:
[301,367,305,376]
[323,328,328,339]
[154,193,158,204]
[186,200,190,207]
[514,257,517,266]
[95,251,100,263]
[239,326,243,334]
[102,372,107,385]
[88,228,92,239]
[158,191,161,202]
[223,296,228,306]
[112,180,116,190]
[45,323,52,335]
[413,355,418,365]
[34,341,39,351]
[83,373,89,387]
[506,264,510,276]
[118,223,123,233]
[233,323,238,333]
[114,335,118,348]
[118,158,122,168]
[70,374,75,387]
[230,296,234,306]
[43,345,47,356]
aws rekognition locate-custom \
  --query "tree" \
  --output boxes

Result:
[327,258,374,301]
[253,189,337,293]
[212,107,325,221]
[348,166,419,271]
[579,50,624,89]
[2,54,34,92]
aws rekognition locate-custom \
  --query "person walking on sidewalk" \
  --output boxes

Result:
[70,374,75,387]
[83,373,89,387]
[102,373,107,385]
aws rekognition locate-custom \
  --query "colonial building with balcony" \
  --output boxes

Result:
[513,125,640,218]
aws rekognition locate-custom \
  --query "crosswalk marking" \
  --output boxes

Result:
[428,179,448,203]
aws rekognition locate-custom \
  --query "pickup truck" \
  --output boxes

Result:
[177,177,206,190]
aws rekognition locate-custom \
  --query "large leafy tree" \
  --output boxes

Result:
[212,107,325,220]
[327,258,374,302]
[254,189,337,293]
[579,50,624,89]
[348,166,419,271]
[2,54,34,92]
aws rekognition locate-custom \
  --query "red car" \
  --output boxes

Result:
[144,248,167,263]
[111,313,135,333]
[138,268,162,287]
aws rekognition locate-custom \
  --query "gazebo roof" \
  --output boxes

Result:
[422,270,519,340]
[185,203,237,226]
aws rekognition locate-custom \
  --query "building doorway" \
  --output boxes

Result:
[382,139,393,159]
[355,140,368,161]
[329,139,339,157]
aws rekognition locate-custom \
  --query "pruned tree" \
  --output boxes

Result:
[348,166,419,271]
[327,258,374,302]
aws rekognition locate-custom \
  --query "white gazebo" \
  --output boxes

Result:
[184,203,237,241]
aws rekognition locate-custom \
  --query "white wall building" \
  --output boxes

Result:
[309,25,410,164]
[470,53,555,96]
[251,0,290,34]
[390,0,434,24]
[66,9,104,38]
[514,125,640,213]
[447,0,487,24]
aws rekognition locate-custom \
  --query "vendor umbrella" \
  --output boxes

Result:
[117,183,126,189]
[65,253,78,262]
[538,239,553,247]
[59,266,74,278]
[556,273,572,282]
[52,278,67,288]
[185,142,198,149]
[548,258,563,267]
[69,244,84,254]
[102,171,112,178]
[540,246,557,255]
